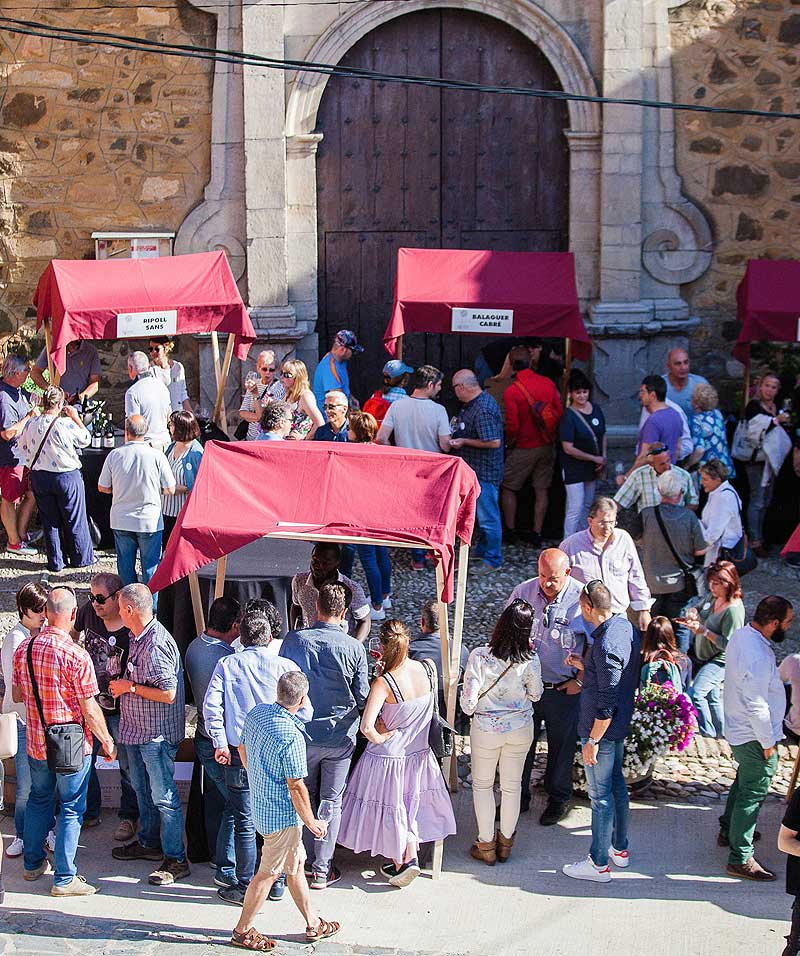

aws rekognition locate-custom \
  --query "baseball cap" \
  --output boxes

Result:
[383,359,414,378]
[334,330,364,353]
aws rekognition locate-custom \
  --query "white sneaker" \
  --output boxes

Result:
[45,830,56,854]
[369,606,386,621]
[609,845,629,868]
[382,596,392,610]
[5,837,23,858]
[562,856,612,883]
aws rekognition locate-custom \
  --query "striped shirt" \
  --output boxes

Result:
[614,463,698,513]
[239,380,285,441]
[12,626,98,761]
[242,702,308,835]
[162,443,195,518]
[119,618,185,745]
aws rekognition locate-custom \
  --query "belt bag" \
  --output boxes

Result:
[27,637,85,774]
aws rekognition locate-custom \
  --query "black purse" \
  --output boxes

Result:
[653,505,705,597]
[27,637,85,774]
[422,660,454,760]
[718,491,758,577]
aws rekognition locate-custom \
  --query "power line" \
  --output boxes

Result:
[1,14,799,121]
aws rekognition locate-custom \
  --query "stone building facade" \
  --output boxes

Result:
[1,0,798,437]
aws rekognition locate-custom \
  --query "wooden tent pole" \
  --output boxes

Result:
[433,556,453,881]
[188,571,205,635]
[741,354,751,419]
[214,554,228,600]
[43,319,60,386]
[448,540,469,792]
[562,337,572,403]
[212,333,235,433]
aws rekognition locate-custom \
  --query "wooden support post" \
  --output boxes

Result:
[448,540,469,792]
[787,748,800,801]
[433,555,453,881]
[42,320,60,386]
[741,355,751,419]
[214,554,228,599]
[212,333,235,434]
[562,337,572,403]
[188,571,205,636]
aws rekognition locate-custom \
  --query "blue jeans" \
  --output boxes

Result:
[114,529,162,604]
[691,660,725,738]
[356,545,392,606]
[303,741,354,878]
[474,481,502,568]
[224,750,256,892]
[24,754,91,886]
[14,723,32,839]
[86,713,138,822]
[194,734,235,883]
[582,737,629,868]
[127,739,186,862]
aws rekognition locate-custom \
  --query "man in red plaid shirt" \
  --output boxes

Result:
[12,585,116,896]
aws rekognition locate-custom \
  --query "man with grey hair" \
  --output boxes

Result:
[640,469,707,653]
[562,580,639,883]
[12,585,116,896]
[239,348,285,441]
[204,603,308,905]
[99,415,175,592]
[124,350,171,450]
[257,400,292,441]
[450,368,504,573]
[232,670,337,950]
[72,571,138,839]
[313,390,349,443]
[0,353,39,555]
[109,583,188,886]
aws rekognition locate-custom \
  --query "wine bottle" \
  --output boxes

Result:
[103,415,115,449]
[91,417,102,449]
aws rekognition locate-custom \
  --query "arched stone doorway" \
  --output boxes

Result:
[314,7,570,398]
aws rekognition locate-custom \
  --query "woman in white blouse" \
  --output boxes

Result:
[461,599,542,866]
[148,337,191,412]
[699,459,743,566]
[18,386,94,572]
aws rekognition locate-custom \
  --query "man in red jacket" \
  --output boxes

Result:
[501,364,563,546]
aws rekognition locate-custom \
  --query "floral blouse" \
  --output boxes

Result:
[460,646,543,734]
[690,409,735,478]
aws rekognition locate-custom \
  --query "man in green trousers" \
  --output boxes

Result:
[721,595,793,880]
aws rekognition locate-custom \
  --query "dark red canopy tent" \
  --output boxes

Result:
[33,250,256,427]
[383,248,591,364]
[734,259,800,362]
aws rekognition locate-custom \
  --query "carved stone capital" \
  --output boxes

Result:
[287,133,323,157]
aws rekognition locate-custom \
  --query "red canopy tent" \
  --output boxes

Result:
[384,248,591,370]
[33,250,256,429]
[150,440,478,871]
[734,259,800,363]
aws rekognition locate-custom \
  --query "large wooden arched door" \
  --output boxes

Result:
[316,8,570,400]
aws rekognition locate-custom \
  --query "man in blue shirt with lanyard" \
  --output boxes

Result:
[312,330,364,410]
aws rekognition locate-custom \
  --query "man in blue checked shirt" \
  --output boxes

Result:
[231,671,340,950]
[203,602,312,906]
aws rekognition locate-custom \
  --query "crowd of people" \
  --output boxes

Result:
[1,330,800,952]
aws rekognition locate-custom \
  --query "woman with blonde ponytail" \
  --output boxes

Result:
[338,619,456,887]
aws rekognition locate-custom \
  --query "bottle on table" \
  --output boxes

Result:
[90,417,102,449]
[103,415,115,449]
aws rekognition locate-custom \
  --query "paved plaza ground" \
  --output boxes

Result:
[1,539,800,954]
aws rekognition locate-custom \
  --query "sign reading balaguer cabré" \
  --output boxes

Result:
[451,307,513,334]
[117,309,178,338]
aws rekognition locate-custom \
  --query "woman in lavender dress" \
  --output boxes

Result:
[338,620,456,887]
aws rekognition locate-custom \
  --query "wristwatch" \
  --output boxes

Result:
[130,683,137,695]
[587,736,600,747]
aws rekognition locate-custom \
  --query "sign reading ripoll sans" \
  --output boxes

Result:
[117,309,178,338]
[451,307,514,334]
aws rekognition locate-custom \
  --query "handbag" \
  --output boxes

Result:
[26,637,85,774]
[731,419,753,461]
[422,659,454,759]
[718,490,758,576]
[235,385,268,440]
[0,712,18,760]
[653,505,705,597]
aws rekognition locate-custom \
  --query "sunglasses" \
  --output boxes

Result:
[89,588,120,606]
[323,403,346,410]
[281,371,295,379]
[260,366,277,373]
[148,345,163,352]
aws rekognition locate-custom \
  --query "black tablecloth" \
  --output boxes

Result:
[80,444,116,549]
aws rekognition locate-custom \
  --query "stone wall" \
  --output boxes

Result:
[0,0,215,409]
[670,0,800,382]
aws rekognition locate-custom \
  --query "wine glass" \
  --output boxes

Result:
[317,799,335,823]
[449,415,460,436]
[368,637,382,660]
[245,370,259,392]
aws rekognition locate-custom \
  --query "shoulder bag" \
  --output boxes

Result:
[513,379,560,444]
[235,385,268,441]
[718,490,757,576]
[567,407,601,457]
[422,659,454,760]
[653,505,705,597]
[26,637,85,774]
[0,712,18,760]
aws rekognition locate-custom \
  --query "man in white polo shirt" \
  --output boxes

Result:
[98,415,175,596]
[125,351,171,451]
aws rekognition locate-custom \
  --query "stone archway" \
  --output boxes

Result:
[282,0,603,338]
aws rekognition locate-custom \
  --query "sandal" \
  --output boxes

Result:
[230,928,276,951]
[305,918,340,942]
